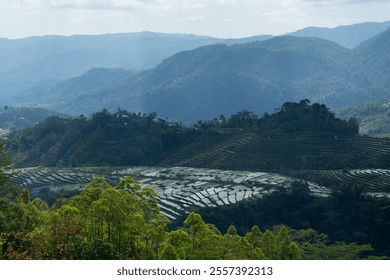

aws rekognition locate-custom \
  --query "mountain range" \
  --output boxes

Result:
[0,32,272,104]
[288,20,390,48]
[1,21,390,124]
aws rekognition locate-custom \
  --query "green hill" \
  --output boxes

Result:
[289,21,390,48]
[17,68,136,112]
[0,106,65,132]
[5,100,390,257]
[354,27,390,90]
[22,30,390,123]
[3,22,390,125]
[0,32,271,104]
[8,100,390,173]
[336,98,390,137]
[32,37,355,121]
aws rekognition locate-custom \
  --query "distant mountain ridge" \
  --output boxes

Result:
[1,21,389,104]
[2,21,390,123]
[17,68,136,109]
[0,32,272,103]
[19,27,390,123]
[288,20,390,48]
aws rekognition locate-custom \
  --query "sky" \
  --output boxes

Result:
[0,0,390,39]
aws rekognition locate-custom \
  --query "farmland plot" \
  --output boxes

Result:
[294,169,390,198]
[10,166,329,219]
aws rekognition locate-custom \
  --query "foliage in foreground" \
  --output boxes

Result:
[0,176,378,260]
[197,180,390,257]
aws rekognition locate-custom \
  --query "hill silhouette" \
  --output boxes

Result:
[8,100,390,173]
[289,21,390,48]
[0,32,271,104]
[355,27,390,89]
[19,29,390,123]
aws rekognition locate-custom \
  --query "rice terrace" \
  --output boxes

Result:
[1,18,390,260]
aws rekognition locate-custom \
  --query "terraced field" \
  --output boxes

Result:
[293,169,390,197]
[162,133,390,170]
[10,165,390,220]
[10,166,329,220]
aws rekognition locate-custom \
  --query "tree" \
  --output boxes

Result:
[226,225,238,236]
[182,212,223,259]
[54,176,168,259]
[159,243,179,260]
[275,226,300,259]
[183,212,210,251]
[222,229,253,260]
[161,230,191,259]
[1,187,51,259]
[49,204,83,259]
[0,142,23,249]
[260,230,277,259]
[0,142,12,196]
[245,225,263,248]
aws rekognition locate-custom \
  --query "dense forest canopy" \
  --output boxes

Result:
[0,173,381,260]
[5,100,359,168]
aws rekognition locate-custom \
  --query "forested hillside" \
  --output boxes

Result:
[336,99,390,137]
[0,32,271,105]
[289,20,390,48]
[17,68,137,112]
[6,100,366,170]
[18,28,390,123]
[0,106,66,131]
[354,26,390,90]
[2,101,390,259]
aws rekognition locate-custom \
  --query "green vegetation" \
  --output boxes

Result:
[0,32,243,105]
[7,100,368,170]
[6,110,195,167]
[15,28,389,123]
[2,25,390,126]
[17,68,137,116]
[194,181,390,257]
[2,100,390,259]
[289,21,390,48]
[336,99,390,137]
[0,175,378,260]
[0,106,66,132]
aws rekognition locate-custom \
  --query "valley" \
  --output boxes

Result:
[1,20,390,260]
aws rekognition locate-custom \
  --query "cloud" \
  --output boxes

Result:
[45,0,209,11]
[300,0,390,5]
[1,0,389,39]
[49,0,152,11]
[178,16,206,23]
[0,0,158,10]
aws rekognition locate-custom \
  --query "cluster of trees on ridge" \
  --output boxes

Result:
[0,152,378,260]
[5,100,359,168]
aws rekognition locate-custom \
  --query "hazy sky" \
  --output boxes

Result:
[1,0,390,39]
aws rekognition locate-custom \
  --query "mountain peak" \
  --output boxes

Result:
[289,20,390,48]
